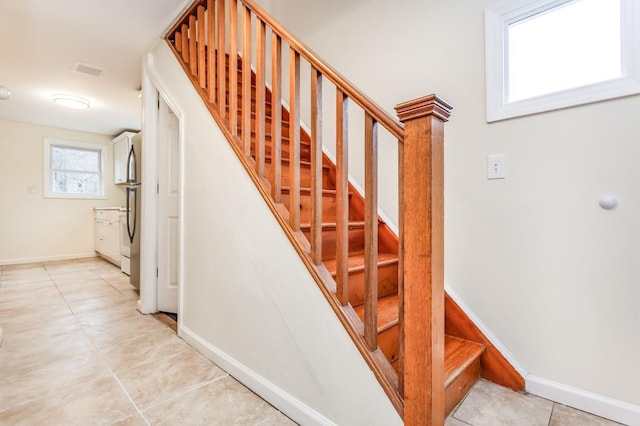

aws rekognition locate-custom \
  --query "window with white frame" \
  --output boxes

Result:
[43,138,107,199]
[485,0,640,122]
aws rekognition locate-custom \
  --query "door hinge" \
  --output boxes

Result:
[156,268,159,278]
[157,183,160,194]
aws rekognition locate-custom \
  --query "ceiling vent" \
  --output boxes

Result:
[73,62,105,77]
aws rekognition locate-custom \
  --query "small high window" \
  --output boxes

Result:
[43,138,107,199]
[485,0,640,121]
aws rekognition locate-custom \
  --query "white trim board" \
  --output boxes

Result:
[526,375,640,426]
[138,56,161,315]
[0,252,98,266]
[446,282,640,425]
[180,326,336,426]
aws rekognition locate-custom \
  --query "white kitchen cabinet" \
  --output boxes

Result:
[113,131,136,185]
[94,208,121,266]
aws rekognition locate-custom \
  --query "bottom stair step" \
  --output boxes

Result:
[352,293,485,415]
[445,335,485,415]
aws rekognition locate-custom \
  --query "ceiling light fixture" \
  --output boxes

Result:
[52,94,90,109]
[0,86,10,100]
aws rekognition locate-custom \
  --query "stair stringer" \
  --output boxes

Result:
[145,40,402,426]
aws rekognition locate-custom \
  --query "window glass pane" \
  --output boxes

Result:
[507,0,621,102]
[51,145,100,172]
[52,171,100,195]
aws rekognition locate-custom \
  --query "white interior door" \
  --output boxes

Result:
[157,96,180,314]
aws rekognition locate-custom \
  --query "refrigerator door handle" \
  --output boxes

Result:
[127,145,136,183]
[126,187,136,244]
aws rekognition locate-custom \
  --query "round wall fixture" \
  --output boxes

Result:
[598,195,618,210]
[0,86,10,100]
[52,94,90,109]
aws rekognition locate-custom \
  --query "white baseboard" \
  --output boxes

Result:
[180,326,336,426]
[527,375,640,426]
[444,283,639,425]
[0,252,97,266]
[444,282,528,378]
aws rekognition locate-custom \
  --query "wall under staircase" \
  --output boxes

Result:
[145,40,403,426]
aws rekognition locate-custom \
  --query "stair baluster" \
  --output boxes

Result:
[364,113,379,351]
[188,15,197,76]
[241,5,251,154]
[255,19,267,178]
[271,34,283,202]
[216,0,225,114]
[310,68,323,265]
[228,0,239,136]
[181,23,189,63]
[335,89,350,307]
[197,6,206,89]
[206,0,215,103]
[288,49,301,232]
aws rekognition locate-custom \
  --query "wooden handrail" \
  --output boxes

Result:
[165,1,452,422]
[240,0,404,141]
[166,0,403,139]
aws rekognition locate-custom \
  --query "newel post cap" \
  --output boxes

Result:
[395,94,453,123]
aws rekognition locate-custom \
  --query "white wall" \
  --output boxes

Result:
[145,41,402,426]
[0,119,125,264]
[255,0,640,415]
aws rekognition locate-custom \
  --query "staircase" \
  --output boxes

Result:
[165,0,523,423]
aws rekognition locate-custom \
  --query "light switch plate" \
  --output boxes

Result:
[487,154,506,179]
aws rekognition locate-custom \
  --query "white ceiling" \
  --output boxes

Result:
[0,0,190,136]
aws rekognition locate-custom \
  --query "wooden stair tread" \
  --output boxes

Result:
[352,298,485,387]
[263,156,330,170]
[280,186,345,196]
[444,335,485,388]
[244,132,313,147]
[353,293,399,331]
[300,221,365,231]
[324,252,398,277]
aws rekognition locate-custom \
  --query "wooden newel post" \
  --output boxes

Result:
[395,95,452,426]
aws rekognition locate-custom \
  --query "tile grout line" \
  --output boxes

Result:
[548,402,556,426]
[52,261,232,425]
[139,373,231,413]
[0,263,103,415]
[72,267,152,425]
[451,417,474,426]
[45,261,151,425]
[449,379,479,425]
[103,364,151,425]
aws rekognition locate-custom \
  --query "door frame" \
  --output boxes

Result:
[139,54,186,334]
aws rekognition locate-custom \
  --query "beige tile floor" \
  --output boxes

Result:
[0,258,295,425]
[0,257,624,426]
[447,380,623,426]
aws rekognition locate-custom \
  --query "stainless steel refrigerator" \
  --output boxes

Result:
[126,132,142,289]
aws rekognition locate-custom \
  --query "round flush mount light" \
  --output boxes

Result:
[52,94,90,109]
[0,85,10,100]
